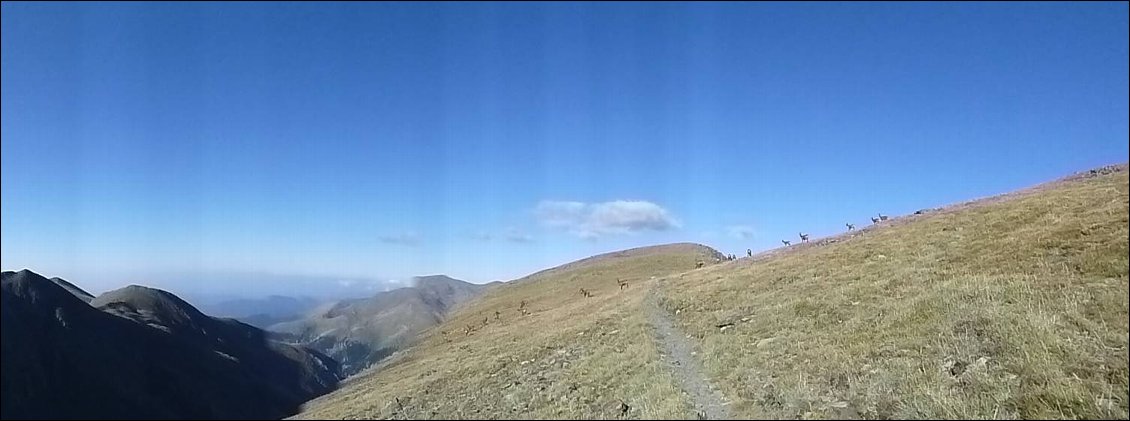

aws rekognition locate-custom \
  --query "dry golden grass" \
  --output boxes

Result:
[658,166,1128,419]
[296,165,1127,420]
[294,243,723,420]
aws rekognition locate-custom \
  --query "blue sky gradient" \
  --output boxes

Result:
[3,2,1127,297]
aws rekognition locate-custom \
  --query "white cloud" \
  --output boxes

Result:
[378,232,420,246]
[727,225,756,239]
[535,200,680,239]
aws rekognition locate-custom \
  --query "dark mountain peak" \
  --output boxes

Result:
[49,277,94,302]
[2,271,341,419]
[90,285,211,331]
[1,269,91,314]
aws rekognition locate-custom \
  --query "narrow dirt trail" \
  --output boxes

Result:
[645,287,731,420]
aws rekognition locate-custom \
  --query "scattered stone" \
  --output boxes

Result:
[946,359,968,376]
[830,401,849,408]
[715,322,735,330]
[603,399,630,417]
[756,337,779,348]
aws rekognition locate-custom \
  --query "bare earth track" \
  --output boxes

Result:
[646,287,731,420]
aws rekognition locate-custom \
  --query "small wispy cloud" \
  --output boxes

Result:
[378,232,420,246]
[470,228,533,243]
[503,227,534,243]
[535,200,680,239]
[727,225,756,239]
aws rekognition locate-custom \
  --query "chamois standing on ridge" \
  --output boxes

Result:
[579,288,593,298]
[871,216,881,224]
[518,300,530,316]
[799,232,810,243]
[846,223,855,231]
[782,240,791,246]
[878,213,889,221]
[747,249,752,257]
[617,278,629,290]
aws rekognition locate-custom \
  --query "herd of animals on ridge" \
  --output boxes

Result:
[696,212,890,267]
[445,212,907,339]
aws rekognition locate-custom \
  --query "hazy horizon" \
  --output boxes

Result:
[3,2,1127,299]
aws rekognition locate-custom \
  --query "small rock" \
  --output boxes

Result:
[830,401,849,408]
[756,337,779,348]
[720,325,733,332]
[608,330,620,335]
[876,254,887,259]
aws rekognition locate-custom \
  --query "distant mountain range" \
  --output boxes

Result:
[0,269,342,420]
[197,295,324,329]
[268,275,495,376]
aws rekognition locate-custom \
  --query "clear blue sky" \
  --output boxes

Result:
[2,2,1127,297]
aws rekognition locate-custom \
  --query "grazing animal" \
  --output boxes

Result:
[617,278,629,290]
[747,249,752,257]
[494,310,501,320]
[696,260,705,268]
[580,288,592,298]
[878,213,889,221]
[871,216,881,224]
[481,317,489,327]
[799,232,809,242]
[782,240,791,246]
[846,223,855,231]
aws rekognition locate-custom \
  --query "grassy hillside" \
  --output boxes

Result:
[658,164,1128,419]
[294,243,722,419]
[295,164,1127,420]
